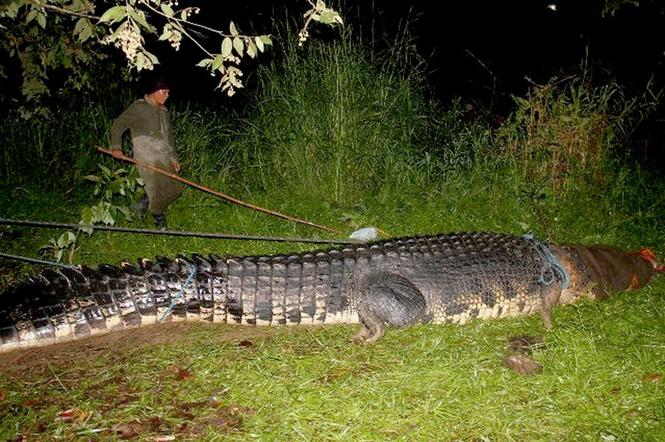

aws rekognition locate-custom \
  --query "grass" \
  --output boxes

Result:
[1,23,664,441]
[0,283,663,440]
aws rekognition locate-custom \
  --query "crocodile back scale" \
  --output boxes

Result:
[0,232,659,351]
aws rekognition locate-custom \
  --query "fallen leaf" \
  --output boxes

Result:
[503,355,543,376]
[643,372,663,383]
[55,407,89,423]
[506,335,545,355]
[150,416,162,431]
[176,368,192,381]
[165,365,193,381]
[112,423,139,439]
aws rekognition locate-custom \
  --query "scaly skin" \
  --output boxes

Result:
[0,232,660,351]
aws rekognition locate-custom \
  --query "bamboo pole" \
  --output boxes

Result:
[96,147,343,235]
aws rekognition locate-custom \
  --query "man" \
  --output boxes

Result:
[110,75,183,229]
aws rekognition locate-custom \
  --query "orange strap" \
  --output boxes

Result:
[637,248,665,272]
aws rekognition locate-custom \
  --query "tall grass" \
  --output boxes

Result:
[0,25,660,250]
[0,100,115,187]
[234,28,471,207]
[496,77,659,191]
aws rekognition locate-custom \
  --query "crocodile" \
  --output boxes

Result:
[0,232,661,352]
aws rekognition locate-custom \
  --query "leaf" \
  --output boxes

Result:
[55,407,89,423]
[102,209,115,225]
[211,55,224,71]
[99,5,126,24]
[229,21,238,37]
[159,27,173,41]
[74,18,93,43]
[135,53,144,71]
[25,8,37,24]
[196,58,212,68]
[254,36,264,53]
[65,231,77,243]
[221,37,232,57]
[117,206,132,221]
[36,12,46,29]
[4,2,21,19]
[83,174,101,183]
[319,10,342,25]
[144,50,158,64]
[79,224,94,235]
[247,41,257,59]
[233,37,243,58]
[81,207,93,225]
[57,231,76,248]
[129,10,152,32]
[160,3,174,16]
[259,35,273,46]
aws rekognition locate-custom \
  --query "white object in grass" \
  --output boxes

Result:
[349,227,379,241]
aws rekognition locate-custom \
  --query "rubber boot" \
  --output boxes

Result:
[133,196,149,220]
[152,213,167,230]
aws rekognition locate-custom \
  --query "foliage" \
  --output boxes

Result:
[81,164,143,225]
[0,98,119,186]
[38,230,77,262]
[600,0,665,16]
[36,164,144,263]
[496,77,659,190]
[0,0,111,117]
[0,0,342,114]
[236,27,462,206]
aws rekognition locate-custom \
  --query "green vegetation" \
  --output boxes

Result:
[1,29,664,440]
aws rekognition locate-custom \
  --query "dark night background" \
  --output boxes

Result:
[163,0,665,102]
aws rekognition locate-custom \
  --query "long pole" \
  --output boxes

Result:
[96,147,343,235]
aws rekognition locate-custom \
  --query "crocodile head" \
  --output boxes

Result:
[554,244,661,304]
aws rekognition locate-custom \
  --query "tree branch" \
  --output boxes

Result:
[32,0,99,20]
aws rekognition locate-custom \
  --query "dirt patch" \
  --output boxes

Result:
[0,322,292,375]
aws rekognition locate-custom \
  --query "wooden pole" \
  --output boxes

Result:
[96,147,343,235]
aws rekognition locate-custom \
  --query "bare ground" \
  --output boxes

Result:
[0,322,290,376]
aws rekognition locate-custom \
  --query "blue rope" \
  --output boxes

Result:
[0,252,79,270]
[158,264,198,323]
[522,234,570,289]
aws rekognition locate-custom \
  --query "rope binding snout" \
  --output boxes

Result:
[637,248,665,272]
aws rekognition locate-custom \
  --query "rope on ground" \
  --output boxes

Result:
[0,218,359,245]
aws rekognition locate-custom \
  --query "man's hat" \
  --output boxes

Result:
[145,74,170,94]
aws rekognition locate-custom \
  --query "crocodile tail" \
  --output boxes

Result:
[0,258,203,352]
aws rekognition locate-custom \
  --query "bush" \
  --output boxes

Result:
[496,77,658,191]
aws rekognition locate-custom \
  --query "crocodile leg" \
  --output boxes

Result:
[539,282,562,330]
[353,272,427,344]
